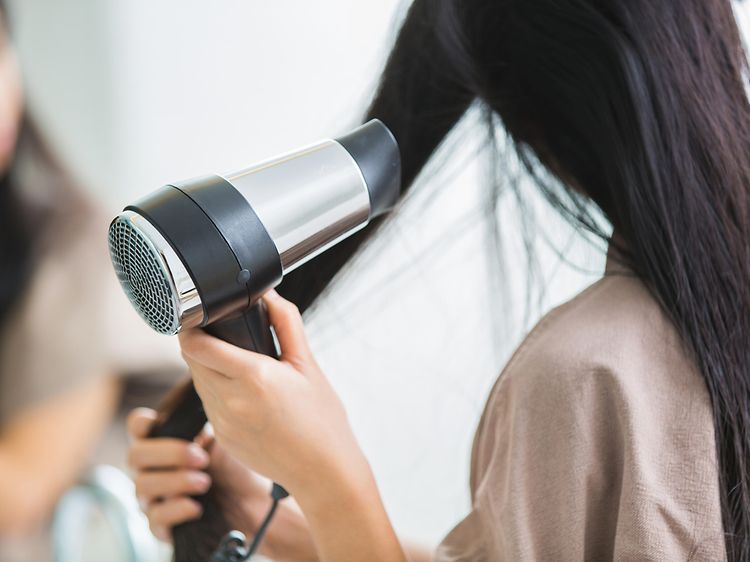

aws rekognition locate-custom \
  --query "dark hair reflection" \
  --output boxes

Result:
[0,4,85,334]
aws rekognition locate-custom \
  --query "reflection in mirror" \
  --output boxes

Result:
[51,465,170,562]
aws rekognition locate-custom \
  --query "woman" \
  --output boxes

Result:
[128,0,749,560]
[0,2,181,557]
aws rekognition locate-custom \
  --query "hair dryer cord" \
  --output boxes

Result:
[211,483,289,562]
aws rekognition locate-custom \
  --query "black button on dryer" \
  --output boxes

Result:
[236,269,251,285]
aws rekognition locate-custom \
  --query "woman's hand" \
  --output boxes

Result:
[127,408,318,562]
[178,290,408,562]
[178,290,372,502]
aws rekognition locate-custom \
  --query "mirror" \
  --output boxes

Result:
[51,465,170,562]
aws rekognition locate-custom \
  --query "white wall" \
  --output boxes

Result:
[8,0,118,194]
[8,0,605,546]
[105,0,410,205]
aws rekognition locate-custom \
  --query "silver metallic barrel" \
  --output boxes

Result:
[223,139,371,273]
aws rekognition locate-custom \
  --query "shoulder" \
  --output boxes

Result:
[502,272,703,408]
[20,196,120,334]
[465,272,725,561]
[0,196,183,421]
[484,272,717,469]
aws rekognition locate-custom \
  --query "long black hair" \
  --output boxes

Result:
[0,3,83,331]
[0,149,33,328]
[286,0,750,558]
[0,2,32,329]
[167,0,750,559]
[0,0,72,328]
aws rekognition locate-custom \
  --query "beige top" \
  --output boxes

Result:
[0,202,184,425]
[436,253,726,561]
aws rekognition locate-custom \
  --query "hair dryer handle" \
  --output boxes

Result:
[204,300,279,359]
[148,301,278,440]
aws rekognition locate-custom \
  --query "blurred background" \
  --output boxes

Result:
[2,1,748,560]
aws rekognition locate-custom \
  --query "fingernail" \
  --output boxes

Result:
[203,422,215,438]
[190,500,204,517]
[153,526,170,543]
[187,444,209,467]
[190,472,211,491]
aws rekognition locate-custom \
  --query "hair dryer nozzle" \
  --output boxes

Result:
[108,210,205,335]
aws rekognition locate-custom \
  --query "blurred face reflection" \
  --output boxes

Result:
[0,16,23,175]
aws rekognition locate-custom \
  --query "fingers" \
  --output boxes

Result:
[179,329,275,380]
[190,362,228,415]
[147,497,203,541]
[179,290,313,380]
[135,469,211,503]
[127,410,212,543]
[129,438,210,471]
[127,407,157,439]
[263,289,313,366]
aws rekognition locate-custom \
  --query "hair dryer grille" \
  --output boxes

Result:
[108,216,179,335]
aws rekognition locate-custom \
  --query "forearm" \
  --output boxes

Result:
[247,480,433,562]
[0,377,120,535]
[295,462,408,562]
[0,450,49,535]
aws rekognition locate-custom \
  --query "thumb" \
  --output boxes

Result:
[263,290,313,367]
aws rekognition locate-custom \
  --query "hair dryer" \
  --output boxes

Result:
[107,119,400,560]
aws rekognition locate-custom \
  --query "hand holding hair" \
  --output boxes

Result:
[127,407,318,562]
